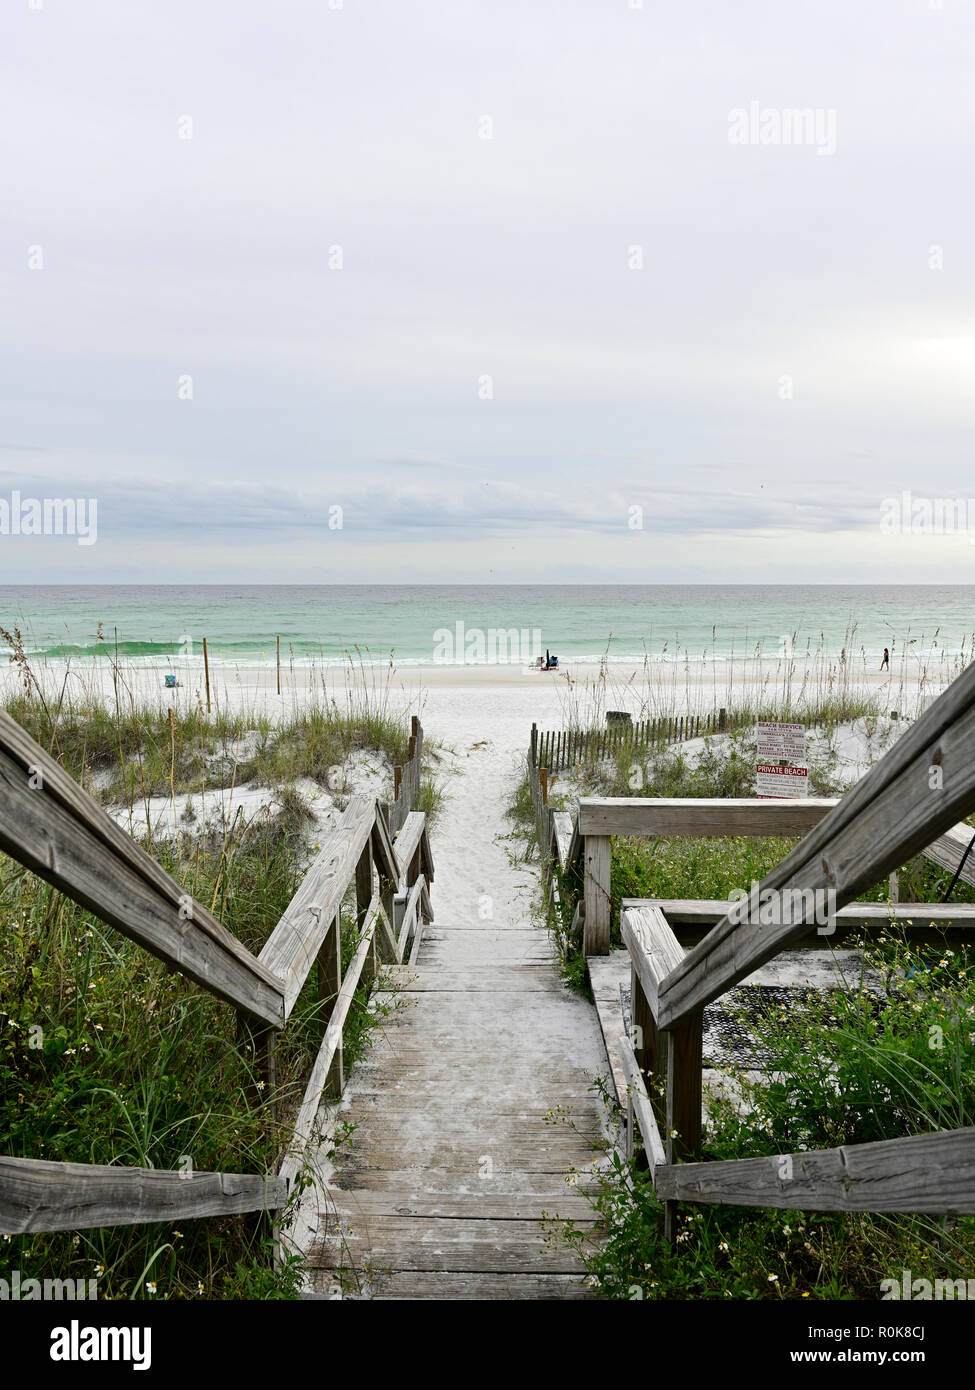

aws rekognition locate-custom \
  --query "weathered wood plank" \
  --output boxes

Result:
[654,1127,975,1213]
[307,1214,598,1274]
[620,904,684,1016]
[418,880,434,924]
[418,930,553,965]
[317,912,343,1099]
[379,965,563,992]
[392,813,433,890]
[923,820,975,889]
[0,712,285,1027]
[259,794,375,1019]
[322,1189,597,1220]
[583,834,611,955]
[565,815,583,872]
[551,811,573,869]
[619,1034,666,1170]
[579,796,837,839]
[371,809,400,891]
[304,1269,595,1300]
[335,1135,601,1173]
[0,1155,286,1233]
[658,665,975,1029]
[666,1009,703,1164]
[645,897,975,930]
[394,877,425,960]
[278,898,380,1190]
[314,1166,600,1196]
[408,914,425,967]
[375,899,401,964]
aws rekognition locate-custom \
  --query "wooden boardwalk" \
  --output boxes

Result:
[296,915,610,1300]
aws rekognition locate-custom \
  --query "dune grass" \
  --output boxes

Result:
[513,704,975,1300]
[553,925,975,1301]
[0,640,434,1299]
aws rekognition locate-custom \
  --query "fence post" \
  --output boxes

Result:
[582,834,611,955]
[356,839,376,982]
[662,1009,704,1242]
[317,913,344,1098]
[237,1013,278,1117]
[718,707,727,732]
[531,722,538,767]
[540,767,548,805]
[629,966,660,1172]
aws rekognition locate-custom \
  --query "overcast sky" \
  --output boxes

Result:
[2,0,974,583]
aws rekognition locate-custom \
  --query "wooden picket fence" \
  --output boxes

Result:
[530,709,729,777]
[389,715,424,835]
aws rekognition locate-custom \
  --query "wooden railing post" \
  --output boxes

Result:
[317,913,344,1098]
[629,966,659,1170]
[582,834,611,955]
[662,1009,703,1243]
[236,1013,278,1119]
[355,839,376,980]
[379,868,396,960]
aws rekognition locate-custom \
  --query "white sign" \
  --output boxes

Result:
[756,764,808,798]
[756,721,806,760]
[755,721,808,799]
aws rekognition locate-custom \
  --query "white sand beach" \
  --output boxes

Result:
[0,653,934,936]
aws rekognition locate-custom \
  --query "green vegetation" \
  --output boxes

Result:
[515,710,975,1300]
[553,929,975,1300]
[511,727,975,985]
[0,639,436,1298]
[1,692,411,805]
[0,810,383,1298]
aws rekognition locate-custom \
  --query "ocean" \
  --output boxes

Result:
[0,584,972,670]
[0,583,968,669]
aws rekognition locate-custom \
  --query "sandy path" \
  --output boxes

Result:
[425,705,539,933]
[300,693,611,1300]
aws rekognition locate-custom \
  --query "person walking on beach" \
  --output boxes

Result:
[881,647,890,671]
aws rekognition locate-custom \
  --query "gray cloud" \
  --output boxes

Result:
[1,0,972,581]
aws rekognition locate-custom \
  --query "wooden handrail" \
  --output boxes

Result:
[578,797,837,838]
[278,893,388,1190]
[653,1129,975,1213]
[601,662,975,1234]
[392,810,435,892]
[658,662,975,1028]
[0,1156,287,1233]
[0,710,286,1027]
[0,711,433,1237]
[629,896,975,931]
[258,794,380,1021]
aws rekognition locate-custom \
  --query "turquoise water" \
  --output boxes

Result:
[1,585,972,668]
